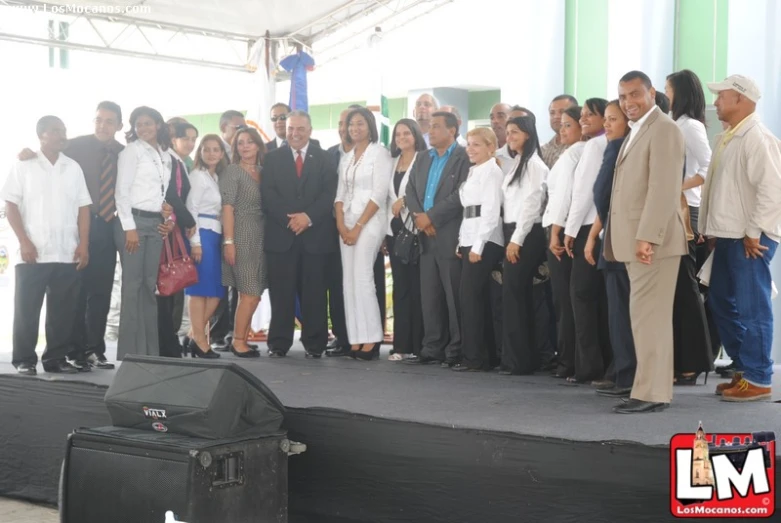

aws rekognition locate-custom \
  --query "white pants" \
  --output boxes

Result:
[341,212,385,344]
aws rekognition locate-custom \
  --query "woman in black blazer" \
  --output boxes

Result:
[157,122,197,357]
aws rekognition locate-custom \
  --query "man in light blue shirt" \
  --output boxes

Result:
[403,112,470,366]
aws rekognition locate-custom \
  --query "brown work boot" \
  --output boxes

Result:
[715,372,743,395]
[721,378,772,402]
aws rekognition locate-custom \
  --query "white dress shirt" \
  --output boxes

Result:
[458,159,504,255]
[387,152,418,234]
[623,105,658,155]
[676,115,712,207]
[335,142,393,224]
[186,168,222,245]
[503,153,549,246]
[495,144,515,176]
[291,141,309,163]
[542,141,586,228]
[1,152,92,264]
[115,139,172,231]
[564,135,608,237]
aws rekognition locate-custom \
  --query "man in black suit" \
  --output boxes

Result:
[404,112,470,366]
[261,110,338,357]
[265,103,290,151]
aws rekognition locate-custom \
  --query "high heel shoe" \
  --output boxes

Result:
[231,338,260,358]
[356,345,380,361]
[674,372,703,386]
[189,339,220,359]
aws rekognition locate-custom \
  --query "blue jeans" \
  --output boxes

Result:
[708,235,778,386]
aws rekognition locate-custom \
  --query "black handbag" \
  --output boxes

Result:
[392,214,421,265]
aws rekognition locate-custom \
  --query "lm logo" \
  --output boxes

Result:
[670,422,775,518]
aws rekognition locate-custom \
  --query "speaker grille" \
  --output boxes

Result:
[65,446,189,523]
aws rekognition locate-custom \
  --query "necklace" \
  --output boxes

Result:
[345,149,366,205]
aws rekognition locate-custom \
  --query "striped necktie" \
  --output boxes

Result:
[98,148,116,221]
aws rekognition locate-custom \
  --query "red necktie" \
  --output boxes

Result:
[296,150,303,178]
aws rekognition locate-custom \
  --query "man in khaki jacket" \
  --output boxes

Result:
[603,70,688,414]
[700,75,781,402]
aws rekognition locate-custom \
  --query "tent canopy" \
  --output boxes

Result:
[0,0,452,71]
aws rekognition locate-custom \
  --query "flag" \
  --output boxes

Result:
[244,32,275,143]
[279,48,315,112]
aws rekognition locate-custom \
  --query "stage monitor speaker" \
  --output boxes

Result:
[61,426,292,523]
[104,355,286,440]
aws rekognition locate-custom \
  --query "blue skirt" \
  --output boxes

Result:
[185,228,226,298]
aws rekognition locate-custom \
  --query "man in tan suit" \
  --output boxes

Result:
[603,70,688,414]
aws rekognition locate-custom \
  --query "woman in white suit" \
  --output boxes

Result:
[385,119,429,361]
[335,107,393,360]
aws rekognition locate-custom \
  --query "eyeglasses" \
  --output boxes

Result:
[271,115,288,122]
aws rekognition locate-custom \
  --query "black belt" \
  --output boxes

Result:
[464,205,481,219]
[132,208,162,219]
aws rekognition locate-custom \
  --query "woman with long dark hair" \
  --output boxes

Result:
[335,107,392,360]
[665,69,715,384]
[562,98,612,384]
[499,116,550,375]
[385,118,428,361]
[115,106,174,359]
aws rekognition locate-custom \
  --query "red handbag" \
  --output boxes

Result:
[157,227,198,296]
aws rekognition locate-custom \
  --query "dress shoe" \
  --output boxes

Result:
[43,360,80,374]
[592,379,614,390]
[267,349,286,358]
[721,379,771,402]
[451,363,482,372]
[326,337,344,350]
[305,350,323,359]
[597,386,631,397]
[715,372,743,396]
[613,399,669,414]
[16,363,36,376]
[401,355,441,365]
[70,359,93,372]
[211,341,230,352]
[325,346,352,357]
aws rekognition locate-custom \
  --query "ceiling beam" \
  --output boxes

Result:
[0,32,249,71]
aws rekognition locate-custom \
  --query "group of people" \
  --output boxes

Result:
[4,68,780,416]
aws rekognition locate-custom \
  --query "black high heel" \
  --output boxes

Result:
[356,345,380,361]
[675,372,703,386]
[231,339,260,359]
[189,339,220,359]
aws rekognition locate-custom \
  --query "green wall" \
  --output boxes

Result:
[182,90,501,136]
[564,0,609,102]
[674,0,729,93]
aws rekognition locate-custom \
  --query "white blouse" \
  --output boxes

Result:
[335,143,393,223]
[541,141,586,228]
[186,168,222,245]
[387,152,418,234]
[116,139,172,231]
[458,159,504,255]
[564,135,607,238]
[676,115,712,207]
[503,153,549,246]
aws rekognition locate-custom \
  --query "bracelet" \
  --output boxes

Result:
[356,222,364,228]
[223,238,234,245]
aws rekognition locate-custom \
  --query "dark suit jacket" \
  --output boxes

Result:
[261,141,338,254]
[266,137,320,152]
[593,137,624,271]
[405,144,471,259]
[166,156,195,231]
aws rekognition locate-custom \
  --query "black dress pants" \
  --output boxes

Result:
[374,250,386,347]
[157,292,183,357]
[603,265,637,388]
[459,242,504,370]
[387,235,423,355]
[501,223,547,374]
[70,215,117,360]
[570,225,611,381]
[266,241,329,355]
[545,227,576,374]
[13,263,81,368]
[673,253,714,374]
[325,250,349,344]
[210,287,237,345]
